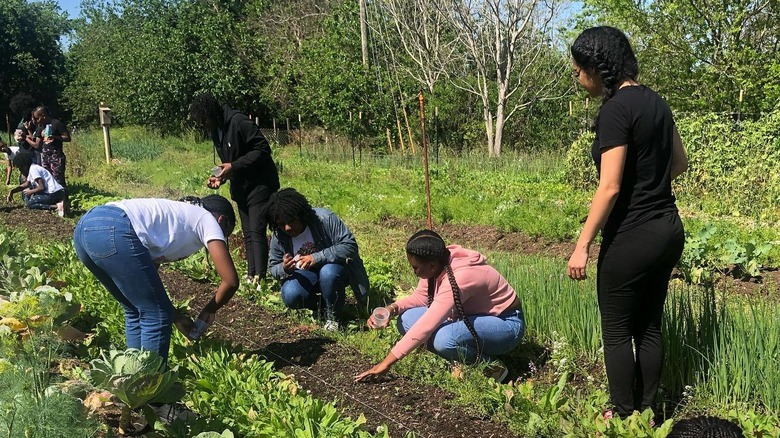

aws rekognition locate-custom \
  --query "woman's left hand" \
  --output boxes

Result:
[567,245,589,280]
[354,363,390,382]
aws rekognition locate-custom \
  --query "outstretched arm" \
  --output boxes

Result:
[199,239,240,321]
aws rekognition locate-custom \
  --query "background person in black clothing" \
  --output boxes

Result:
[190,92,280,284]
[566,26,688,418]
[32,106,69,187]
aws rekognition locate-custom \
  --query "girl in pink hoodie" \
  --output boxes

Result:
[355,229,525,383]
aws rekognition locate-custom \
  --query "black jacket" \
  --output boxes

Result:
[214,106,280,204]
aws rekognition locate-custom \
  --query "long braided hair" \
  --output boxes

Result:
[406,229,483,364]
[570,26,639,106]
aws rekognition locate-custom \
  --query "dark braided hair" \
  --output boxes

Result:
[571,26,639,105]
[179,194,236,235]
[668,416,745,438]
[261,188,319,233]
[406,229,483,364]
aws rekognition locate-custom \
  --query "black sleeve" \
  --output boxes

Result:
[51,119,70,136]
[230,118,270,175]
[598,100,630,149]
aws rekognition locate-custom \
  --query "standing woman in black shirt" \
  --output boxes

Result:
[190,93,280,284]
[566,26,688,418]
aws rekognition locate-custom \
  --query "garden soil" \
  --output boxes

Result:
[2,206,778,437]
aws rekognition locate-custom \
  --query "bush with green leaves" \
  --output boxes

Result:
[564,131,597,190]
[675,111,780,221]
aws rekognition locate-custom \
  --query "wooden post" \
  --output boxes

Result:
[396,116,406,154]
[350,111,355,166]
[418,91,432,229]
[99,102,112,163]
[402,101,416,154]
[386,127,394,152]
[737,88,744,124]
[298,114,302,156]
[273,118,277,139]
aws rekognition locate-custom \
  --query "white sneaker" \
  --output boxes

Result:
[56,201,65,217]
[323,319,339,332]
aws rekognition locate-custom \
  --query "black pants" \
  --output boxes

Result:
[597,213,684,416]
[237,197,271,279]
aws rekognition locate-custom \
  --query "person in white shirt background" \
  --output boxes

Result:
[5,151,65,214]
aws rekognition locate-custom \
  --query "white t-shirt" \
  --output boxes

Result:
[107,198,226,264]
[3,146,19,160]
[27,164,63,194]
[292,226,316,268]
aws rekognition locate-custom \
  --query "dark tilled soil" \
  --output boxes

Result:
[162,271,516,438]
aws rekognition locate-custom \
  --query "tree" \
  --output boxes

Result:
[374,0,460,94]
[579,0,780,113]
[0,0,69,118]
[447,0,567,156]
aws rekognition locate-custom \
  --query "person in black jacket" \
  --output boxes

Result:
[190,93,280,284]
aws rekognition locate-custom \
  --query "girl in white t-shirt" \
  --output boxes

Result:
[73,195,240,361]
[5,152,65,213]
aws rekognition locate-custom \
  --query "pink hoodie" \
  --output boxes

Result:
[390,245,519,359]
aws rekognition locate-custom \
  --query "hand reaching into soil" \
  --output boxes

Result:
[354,363,390,382]
[354,353,399,382]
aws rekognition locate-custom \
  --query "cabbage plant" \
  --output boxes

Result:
[89,349,184,433]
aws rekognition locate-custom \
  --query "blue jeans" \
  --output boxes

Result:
[398,306,525,363]
[280,263,349,320]
[23,189,64,210]
[73,205,174,360]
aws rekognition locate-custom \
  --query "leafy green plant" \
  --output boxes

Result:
[720,239,773,279]
[678,225,720,285]
[185,346,387,437]
[89,348,184,432]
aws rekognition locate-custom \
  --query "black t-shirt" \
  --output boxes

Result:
[34,118,69,153]
[591,85,678,236]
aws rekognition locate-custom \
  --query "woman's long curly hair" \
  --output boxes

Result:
[406,229,483,363]
[261,188,319,232]
[571,26,639,105]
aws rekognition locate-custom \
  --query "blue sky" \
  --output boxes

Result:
[52,0,81,18]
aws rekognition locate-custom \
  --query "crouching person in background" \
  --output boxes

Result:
[263,188,369,331]
[355,229,525,383]
[73,195,240,362]
[5,152,65,215]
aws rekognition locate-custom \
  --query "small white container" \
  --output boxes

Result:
[371,307,390,328]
